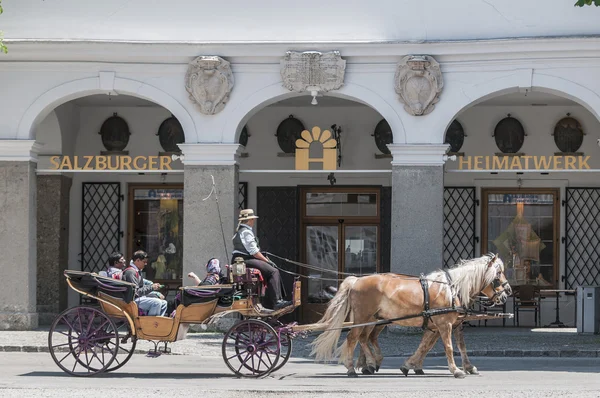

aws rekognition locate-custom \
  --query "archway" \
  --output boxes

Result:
[438,72,600,142]
[222,81,406,144]
[18,76,197,142]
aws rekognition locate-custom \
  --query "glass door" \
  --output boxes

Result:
[300,187,380,323]
[127,184,184,298]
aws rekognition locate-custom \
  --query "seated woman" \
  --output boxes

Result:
[167,258,227,316]
[188,258,227,286]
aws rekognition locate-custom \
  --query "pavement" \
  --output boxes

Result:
[1,324,599,359]
[1,353,600,397]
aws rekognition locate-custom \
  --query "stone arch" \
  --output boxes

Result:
[221,81,407,144]
[17,76,197,142]
[436,71,600,143]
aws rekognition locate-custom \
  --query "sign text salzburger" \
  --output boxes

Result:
[49,156,174,170]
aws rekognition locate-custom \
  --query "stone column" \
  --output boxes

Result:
[0,140,42,330]
[36,174,72,325]
[387,144,450,276]
[178,144,241,280]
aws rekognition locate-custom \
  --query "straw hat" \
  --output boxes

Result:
[238,208,259,221]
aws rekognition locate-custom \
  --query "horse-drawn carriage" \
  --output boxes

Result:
[49,253,513,379]
[48,258,302,378]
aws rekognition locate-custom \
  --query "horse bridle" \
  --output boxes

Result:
[480,263,511,305]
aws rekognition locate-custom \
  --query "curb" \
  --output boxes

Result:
[396,349,600,358]
[0,346,182,355]
[2,345,599,358]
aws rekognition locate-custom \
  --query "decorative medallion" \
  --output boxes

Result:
[394,55,443,116]
[373,119,393,154]
[553,115,584,153]
[185,55,234,115]
[444,119,465,153]
[98,113,130,152]
[280,51,346,94]
[239,125,249,147]
[276,115,305,153]
[494,114,525,154]
[156,116,185,153]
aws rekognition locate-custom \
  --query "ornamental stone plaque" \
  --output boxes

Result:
[185,55,234,115]
[280,51,346,94]
[394,55,443,116]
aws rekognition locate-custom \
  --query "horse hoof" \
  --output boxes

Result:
[465,366,479,375]
[454,370,466,379]
[400,366,410,377]
[375,365,380,372]
[347,370,358,378]
[414,369,425,375]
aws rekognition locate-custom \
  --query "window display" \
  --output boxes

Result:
[130,187,183,281]
[483,190,558,288]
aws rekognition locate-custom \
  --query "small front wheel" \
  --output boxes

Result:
[48,306,119,376]
[222,319,280,378]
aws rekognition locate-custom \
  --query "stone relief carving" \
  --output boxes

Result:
[185,55,234,115]
[394,55,443,116]
[280,51,346,99]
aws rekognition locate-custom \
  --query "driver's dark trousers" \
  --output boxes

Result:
[231,255,283,309]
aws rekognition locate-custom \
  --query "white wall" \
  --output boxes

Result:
[444,103,600,327]
[3,0,600,42]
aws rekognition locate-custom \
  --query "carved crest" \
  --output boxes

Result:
[185,56,234,115]
[280,51,346,93]
[394,55,443,116]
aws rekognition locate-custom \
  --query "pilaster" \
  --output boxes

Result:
[388,144,450,276]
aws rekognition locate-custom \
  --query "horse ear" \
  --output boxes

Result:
[488,253,498,267]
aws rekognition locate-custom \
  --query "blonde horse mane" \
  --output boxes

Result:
[426,253,502,307]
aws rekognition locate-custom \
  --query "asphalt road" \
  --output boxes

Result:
[0,352,599,397]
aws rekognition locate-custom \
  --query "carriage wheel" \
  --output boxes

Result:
[83,318,137,373]
[271,331,292,373]
[222,319,280,378]
[104,319,137,372]
[48,306,119,376]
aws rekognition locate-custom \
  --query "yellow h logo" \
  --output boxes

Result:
[295,127,337,170]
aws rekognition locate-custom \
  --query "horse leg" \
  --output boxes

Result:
[454,323,478,375]
[401,329,438,376]
[358,325,377,375]
[340,327,362,377]
[437,322,465,379]
[369,325,386,372]
[356,346,367,373]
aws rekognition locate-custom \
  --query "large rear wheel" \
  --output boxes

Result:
[48,306,119,376]
[222,319,280,378]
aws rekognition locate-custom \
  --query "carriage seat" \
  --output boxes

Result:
[180,285,236,306]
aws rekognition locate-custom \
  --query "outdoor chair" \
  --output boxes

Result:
[513,284,541,327]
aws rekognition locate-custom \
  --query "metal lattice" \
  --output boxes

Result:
[443,187,476,268]
[81,183,122,274]
[238,182,248,210]
[565,188,600,289]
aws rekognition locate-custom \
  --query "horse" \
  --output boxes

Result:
[309,253,512,378]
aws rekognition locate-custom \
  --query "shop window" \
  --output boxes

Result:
[129,186,183,282]
[482,189,558,288]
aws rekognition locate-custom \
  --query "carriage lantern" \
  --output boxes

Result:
[231,257,247,277]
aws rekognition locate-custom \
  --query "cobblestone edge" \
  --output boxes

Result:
[1,345,598,358]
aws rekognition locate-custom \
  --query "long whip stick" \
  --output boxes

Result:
[202,175,229,262]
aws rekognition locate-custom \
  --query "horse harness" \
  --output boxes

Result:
[418,269,462,330]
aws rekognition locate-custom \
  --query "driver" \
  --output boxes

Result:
[231,209,291,310]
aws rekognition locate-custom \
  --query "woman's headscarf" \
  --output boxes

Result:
[206,258,221,274]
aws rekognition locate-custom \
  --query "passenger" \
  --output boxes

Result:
[99,252,126,278]
[188,258,227,286]
[167,258,226,316]
[121,250,168,316]
[232,209,291,310]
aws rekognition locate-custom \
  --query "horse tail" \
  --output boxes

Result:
[309,275,358,362]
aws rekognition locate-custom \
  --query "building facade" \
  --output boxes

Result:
[1,0,600,328]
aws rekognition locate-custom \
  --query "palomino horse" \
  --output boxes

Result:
[310,253,511,378]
